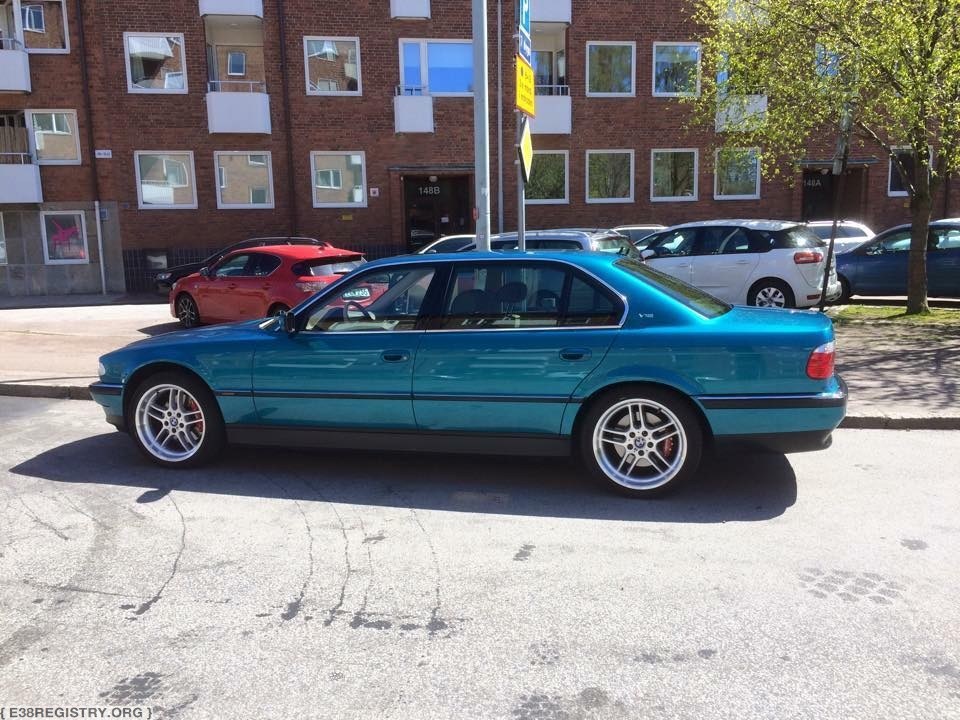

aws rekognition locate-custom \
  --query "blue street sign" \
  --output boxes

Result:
[518,0,532,66]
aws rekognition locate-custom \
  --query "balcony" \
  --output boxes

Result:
[531,0,571,24]
[391,0,430,19]
[716,94,768,132]
[206,81,272,134]
[0,155,43,203]
[0,39,30,93]
[198,0,263,17]
[530,88,571,135]
[394,89,434,133]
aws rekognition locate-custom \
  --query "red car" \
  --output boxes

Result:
[170,244,366,327]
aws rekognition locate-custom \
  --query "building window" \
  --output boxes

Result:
[124,33,188,94]
[888,148,915,197]
[215,151,274,209]
[0,214,6,265]
[653,42,701,97]
[305,37,361,95]
[399,39,473,95]
[20,0,68,52]
[586,42,635,97]
[27,110,81,165]
[652,149,699,201]
[526,151,568,205]
[586,150,634,203]
[715,148,760,200]
[41,211,87,264]
[227,51,246,76]
[815,44,840,78]
[311,151,366,208]
[135,151,198,209]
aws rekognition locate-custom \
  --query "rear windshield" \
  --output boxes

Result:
[772,227,826,249]
[293,257,365,277]
[424,238,475,253]
[809,225,865,240]
[592,234,640,258]
[614,258,731,318]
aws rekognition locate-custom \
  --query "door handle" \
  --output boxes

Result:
[559,348,591,362]
[735,260,750,265]
[381,351,410,363]
[227,283,237,290]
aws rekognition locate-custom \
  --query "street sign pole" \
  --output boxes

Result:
[517,117,526,251]
[472,0,491,251]
[515,0,534,251]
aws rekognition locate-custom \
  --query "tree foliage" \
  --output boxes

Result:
[691,0,960,312]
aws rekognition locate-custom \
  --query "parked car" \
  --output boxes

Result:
[805,220,875,254]
[417,229,641,258]
[170,244,365,327]
[416,234,476,254]
[154,237,329,294]
[835,219,960,301]
[640,220,841,308]
[613,224,667,247]
[91,251,846,498]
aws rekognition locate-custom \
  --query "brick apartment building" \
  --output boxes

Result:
[0,0,956,296]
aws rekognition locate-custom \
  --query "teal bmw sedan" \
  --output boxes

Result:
[90,252,846,498]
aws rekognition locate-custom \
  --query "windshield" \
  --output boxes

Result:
[614,258,731,318]
[295,257,365,277]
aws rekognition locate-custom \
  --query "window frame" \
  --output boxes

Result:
[310,150,368,209]
[40,210,88,265]
[650,148,699,202]
[887,146,920,198]
[585,149,635,204]
[214,151,275,210]
[21,0,69,54]
[25,109,81,166]
[585,40,636,98]
[134,150,198,210]
[652,41,702,98]
[525,150,569,205]
[123,32,188,95]
[398,38,474,97]
[0,213,6,266]
[21,4,44,33]
[227,50,246,76]
[304,36,363,96]
[714,147,760,200]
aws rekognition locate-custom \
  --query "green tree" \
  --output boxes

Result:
[691,0,960,313]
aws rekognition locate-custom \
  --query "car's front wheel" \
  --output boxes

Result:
[128,371,225,468]
[175,293,200,328]
[747,279,795,308]
[579,386,703,498]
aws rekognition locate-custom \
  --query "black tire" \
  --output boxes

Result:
[747,278,795,309]
[175,293,200,328]
[126,371,225,468]
[268,303,290,316]
[578,385,703,498]
[837,275,852,304]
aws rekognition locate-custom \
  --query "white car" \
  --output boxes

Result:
[805,220,875,254]
[640,220,840,309]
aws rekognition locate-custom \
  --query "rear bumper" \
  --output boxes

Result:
[713,429,833,455]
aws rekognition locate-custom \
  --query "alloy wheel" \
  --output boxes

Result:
[134,384,207,463]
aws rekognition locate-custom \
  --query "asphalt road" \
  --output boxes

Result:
[1,397,958,719]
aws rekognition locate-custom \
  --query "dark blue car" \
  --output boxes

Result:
[835,219,960,300]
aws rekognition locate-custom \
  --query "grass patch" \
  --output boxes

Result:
[830,305,960,325]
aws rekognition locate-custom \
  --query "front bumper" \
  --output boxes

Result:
[89,382,126,431]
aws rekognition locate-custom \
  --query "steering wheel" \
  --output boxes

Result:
[344,300,374,321]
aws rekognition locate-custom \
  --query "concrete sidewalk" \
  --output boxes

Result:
[1,303,957,429]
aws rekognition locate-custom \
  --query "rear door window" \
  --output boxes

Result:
[249,253,282,276]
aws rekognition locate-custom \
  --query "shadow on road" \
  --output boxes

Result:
[11,432,797,523]
[137,321,182,337]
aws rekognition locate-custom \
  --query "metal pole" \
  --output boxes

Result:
[819,104,852,312]
[496,0,504,235]
[517,115,526,250]
[472,0,492,251]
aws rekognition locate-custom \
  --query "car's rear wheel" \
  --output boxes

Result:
[747,279,795,309]
[579,386,703,498]
[175,293,200,328]
[128,371,224,468]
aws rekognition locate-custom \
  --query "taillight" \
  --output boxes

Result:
[794,250,824,264]
[806,340,835,379]
[296,280,330,294]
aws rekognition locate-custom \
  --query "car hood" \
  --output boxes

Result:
[125,319,270,350]
[159,260,204,276]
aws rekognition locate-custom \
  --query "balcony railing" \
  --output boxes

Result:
[535,84,570,96]
[0,37,24,50]
[207,79,266,93]
[0,152,33,165]
[397,85,428,96]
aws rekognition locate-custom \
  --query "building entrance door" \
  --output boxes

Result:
[403,175,472,252]
[801,168,866,221]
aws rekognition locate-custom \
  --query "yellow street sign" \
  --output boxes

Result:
[515,55,536,118]
[518,115,534,184]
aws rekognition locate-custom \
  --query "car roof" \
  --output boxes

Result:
[661,219,801,231]
[364,249,622,272]
[614,224,666,230]
[231,244,362,260]
[492,229,621,241]
[874,218,960,236]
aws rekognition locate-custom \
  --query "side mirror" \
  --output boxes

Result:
[199,266,210,277]
[282,309,298,335]
[641,248,657,260]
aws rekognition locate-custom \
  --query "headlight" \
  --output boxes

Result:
[156,272,172,281]
[98,361,106,378]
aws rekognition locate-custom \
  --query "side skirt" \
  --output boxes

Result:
[226,425,572,457]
